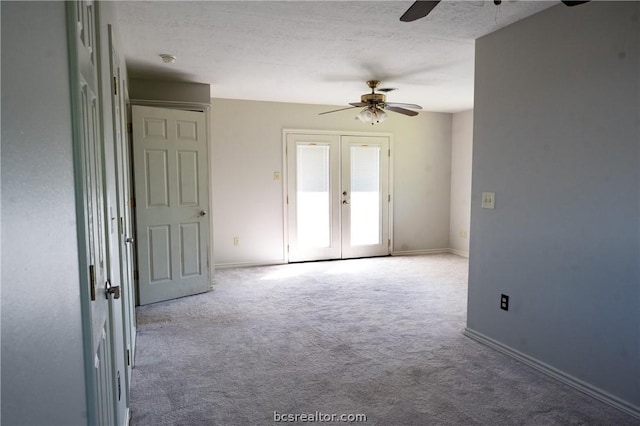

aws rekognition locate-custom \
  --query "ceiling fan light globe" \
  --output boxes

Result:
[374,108,387,123]
[357,107,373,122]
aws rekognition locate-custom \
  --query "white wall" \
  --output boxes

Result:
[467,1,639,415]
[449,110,473,256]
[1,2,88,424]
[210,99,452,266]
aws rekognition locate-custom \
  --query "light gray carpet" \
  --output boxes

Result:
[130,254,639,425]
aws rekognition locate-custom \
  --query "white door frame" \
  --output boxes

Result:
[282,129,394,263]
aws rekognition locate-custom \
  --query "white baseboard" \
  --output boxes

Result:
[448,248,469,258]
[214,260,286,269]
[391,248,451,256]
[463,327,640,420]
[216,249,468,268]
[391,248,469,258]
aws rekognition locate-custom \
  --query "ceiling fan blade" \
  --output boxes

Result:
[386,106,419,117]
[561,0,590,6]
[400,1,440,22]
[386,102,422,110]
[349,102,368,107]
[319,106,359,115]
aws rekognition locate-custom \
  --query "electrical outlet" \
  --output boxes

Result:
[233,237,239,246]
[500,294,509,311]
[459,230,468,238]
[274,171,281,181]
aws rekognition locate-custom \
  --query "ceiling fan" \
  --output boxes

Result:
[319,80,422,125]
[400,0,591,22]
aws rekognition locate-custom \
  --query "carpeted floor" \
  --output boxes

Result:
[130,254,639,425]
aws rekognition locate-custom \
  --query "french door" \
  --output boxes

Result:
[286,132,390,262]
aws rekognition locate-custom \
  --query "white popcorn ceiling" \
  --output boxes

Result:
[115,1,557,113]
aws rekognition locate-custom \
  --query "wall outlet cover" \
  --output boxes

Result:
[482,192,496,209]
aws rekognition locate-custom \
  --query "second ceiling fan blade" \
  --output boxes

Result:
[386,106,420,117]
[561,1,590,6]
[319,106,359,115]
[386,102,422,110]
[400,1,441,22]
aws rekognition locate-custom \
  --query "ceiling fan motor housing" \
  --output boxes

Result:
[361,93,386,105]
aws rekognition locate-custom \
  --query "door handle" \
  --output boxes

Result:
[125,237,134,244]
[342,200,349,204]
[105,280,121,300]
[199,210,207,216]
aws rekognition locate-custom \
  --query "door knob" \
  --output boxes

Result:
[105,280,121,300]
[125,237,134,244]
[199,210,207,216]
[343,200,349,204]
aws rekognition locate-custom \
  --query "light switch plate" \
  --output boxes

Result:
[482,192,495,209]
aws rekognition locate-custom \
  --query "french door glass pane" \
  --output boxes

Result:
[350,146,380,245]
[297,145,331,248]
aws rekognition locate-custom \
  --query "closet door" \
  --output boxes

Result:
[132,105,211,305]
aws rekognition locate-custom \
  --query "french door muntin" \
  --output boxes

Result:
[286,132,390,262]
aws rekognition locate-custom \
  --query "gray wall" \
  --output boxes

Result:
[468,1,639,413]
[1,2,88,424]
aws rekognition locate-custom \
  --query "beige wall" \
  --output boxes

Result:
[210,98,453,267]
[449,110,473,256]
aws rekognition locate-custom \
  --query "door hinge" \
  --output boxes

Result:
[130,197,135,208]
[133,270,139,281]
[126,349,131,367]
[127,122,133,133]
[388,148,391,157]
[388,194,391,202]
[287,245,289,253]
[89,264,96,301]
[388,239,391,249]
[113,76,117,95]
[286,195,289,204]
[119,217,124,235]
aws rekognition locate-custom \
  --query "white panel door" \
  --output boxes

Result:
[286,133,390,262]
[67,1,116,424]
[107,24,133,424]
[133,106,210,305]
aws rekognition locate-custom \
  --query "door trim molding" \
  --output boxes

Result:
[282,129,394,263]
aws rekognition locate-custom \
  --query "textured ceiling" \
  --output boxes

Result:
[115,1,557,113]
